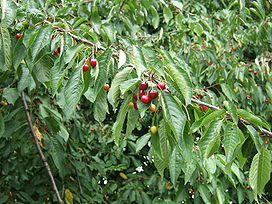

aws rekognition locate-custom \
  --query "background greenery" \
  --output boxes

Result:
[0,0,271,203]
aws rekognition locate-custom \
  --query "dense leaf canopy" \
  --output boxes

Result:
[0,0,272,203]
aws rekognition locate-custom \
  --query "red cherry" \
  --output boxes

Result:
[139,81,148,90]
[188,188,194,197]
[246,95,251,98]
[253,71,257,75]
[54,49,59,55]
[141,95,151,104]
[149,90,158,99]
[248,69,253,72]
[157,82,166,90]
[15,33,22,39]
[133,94,138,101]
[265,99,269,103]
[197,94,204,99]
[89,59,97,67]
[134,102,138,110]
[83,64,89,72]
[103,84,110,91]
[207,61,213,66]
[199,105,207,111]
[139,90,146,98]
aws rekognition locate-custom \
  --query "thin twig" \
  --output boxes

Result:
[66,32,106,50]
[21,92,64,204]
[201,83,220,90]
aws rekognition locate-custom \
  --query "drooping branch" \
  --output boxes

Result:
[21,92,64,204]
[49,31,272,137]
[191,98,272,136]
[143,71,272,137]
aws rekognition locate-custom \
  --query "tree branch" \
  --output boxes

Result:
[21,91,64,204]
[143,70,272,136]
[191,98,272,136]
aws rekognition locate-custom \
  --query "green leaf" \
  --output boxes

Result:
[91,6,102,34]
[112,96,130,145]
[246,125,262,152]
[199,120,223,158]
[223,101,238,124]
[33,54,53,83]
[30,25,52,60]
[221,83,237,102]
[0,112,4,137]
[149,6,160,29]
[102,24,116,42]
[94,89,109,123]
[125,108,139,138]
[49,137,65,178]
[58,124,69,142]
[0,195,9,204]
[13,40,27,71]
[18,66,31,92]
[120,78,140,95]
[50,59,75,96]
[3,88,19,105]
[163,6,173,24]
[140,192,151,204]
[249,147,271,196]
[172,0,183,10]
[136,133,151,153]
[169,148,182,186]
[161,92,186,138]
[151,128,162,159]
[184,158,196,184]
[153,150,168,178]
[191,109,226,133]
[1,0,7,20]
[132,46,147,78]
[63,44,85,64]
[108,66,133,107]
[222,122,239,163]
[93,50,112,100]
[215,154,236,187]
[237,109,270,129]
[165,65,192,105]
[1,0,17,26]
[194,23,203,36]
[118,49,126,68]
[198,184,211,204]
[158,119,172,159]
[63,68,84,118]
[0,23,11,71]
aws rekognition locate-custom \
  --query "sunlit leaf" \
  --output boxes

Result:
[249,148,271,196]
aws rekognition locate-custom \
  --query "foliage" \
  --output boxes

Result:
[0,0,272,203]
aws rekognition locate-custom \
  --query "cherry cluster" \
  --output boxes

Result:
[83,59,97,71]
[129,81,166,110]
